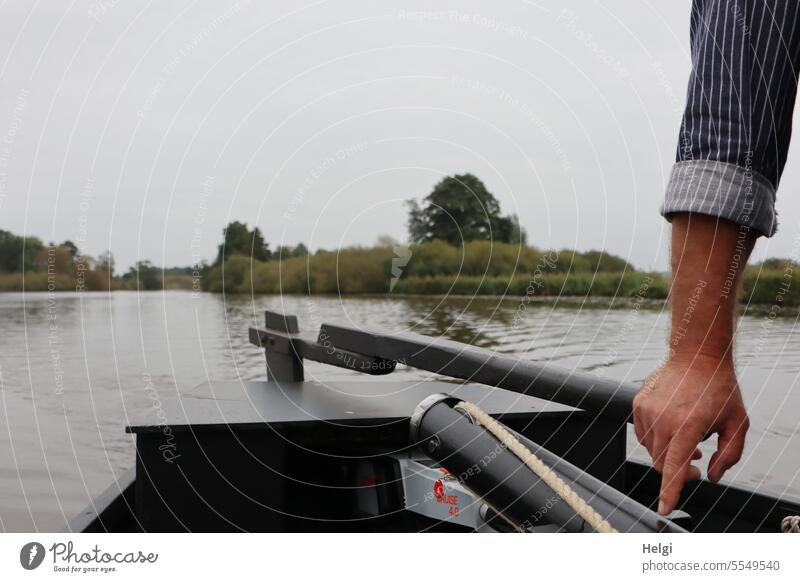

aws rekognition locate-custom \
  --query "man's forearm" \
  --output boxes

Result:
[668,214,755,363]
[638,0,799,516]
[634,212,753,514]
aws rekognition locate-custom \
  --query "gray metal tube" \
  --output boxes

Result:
[410,395,685,533]
[321,324,638,420]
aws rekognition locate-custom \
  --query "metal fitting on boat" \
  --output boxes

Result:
[409,393,461,445]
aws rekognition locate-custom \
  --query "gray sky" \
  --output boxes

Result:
[1,0,799,272]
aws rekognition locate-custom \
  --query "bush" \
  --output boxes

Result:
[404,240,461,277]
[391,272,669,300]
[202,241,662,300]
[743,270,800,306]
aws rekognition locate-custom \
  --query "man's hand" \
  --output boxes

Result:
[633,354,749,515]
[636,213,755,516]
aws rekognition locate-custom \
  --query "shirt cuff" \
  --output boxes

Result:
[660,160,777,237]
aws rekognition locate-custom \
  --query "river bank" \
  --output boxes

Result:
[3,239,797,310]
[6,283,800,318]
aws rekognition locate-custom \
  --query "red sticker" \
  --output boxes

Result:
[433,479,445,500]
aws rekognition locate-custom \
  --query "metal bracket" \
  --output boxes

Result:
[249,310,397,381]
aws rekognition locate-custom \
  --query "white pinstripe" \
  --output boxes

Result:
[662,0,800,238]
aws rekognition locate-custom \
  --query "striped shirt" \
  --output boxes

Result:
[662,0,800,237]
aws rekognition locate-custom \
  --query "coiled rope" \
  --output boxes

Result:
[782,515,800,533]
[454,400,618,533]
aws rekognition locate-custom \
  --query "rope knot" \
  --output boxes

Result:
[782,515,800,533]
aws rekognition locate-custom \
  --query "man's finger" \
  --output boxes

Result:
[645,432,701,475]
[658,431,703,515]
[651,432,670,474]
[708,418,747,483]
[633,409,647,445]
[686,465,701,482]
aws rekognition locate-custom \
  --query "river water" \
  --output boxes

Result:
[1,290,799,531]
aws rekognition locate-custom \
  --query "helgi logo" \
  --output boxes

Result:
[20,542,45,570]
[390,244,412,291]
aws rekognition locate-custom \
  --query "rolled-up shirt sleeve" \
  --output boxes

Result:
[662,0,800,237]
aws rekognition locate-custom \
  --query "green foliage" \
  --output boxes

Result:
[0,238,118,291]
[273,243,310,261]
[0,272,76,291]
[390,272,667,300]
[400,240,543,278]
[754,258,796,272]
[62,240,79,258]
[407,174,527,245]
[274,246,294,260]
[496,213,527,245]
[162,266,195,276]
[403,240,461,277]
[0,229,199,291]
[742,270,800,307]
[549,249,634,273]
[123,260,163,290]
[215,221,271,264]
[161,274,194,290]
[230,247,394,294]
[740,259,800,307]
[580,250,634,273]
[0,229,43,273]
[202,240,648,299]
[7,216,800,312]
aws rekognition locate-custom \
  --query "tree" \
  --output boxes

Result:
[292,243,309,257]
[34,244,74,274]
[0,230,43,273]
[275,246,294,260]
[124,260,162,290]
[406,174,527,246]
[215,221,271,264]
[97,251,115,276]
[62,240,79,258]
[495,213,527,246]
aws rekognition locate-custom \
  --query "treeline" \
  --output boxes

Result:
[0,230,193,291]
[4,172,800,307]
[198,174,800,306]
[0,231,113,291]
[203,236,800,307]
[202,239,660,296]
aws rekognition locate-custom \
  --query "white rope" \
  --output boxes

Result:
[782,515,800,533]
[454,400,618,533]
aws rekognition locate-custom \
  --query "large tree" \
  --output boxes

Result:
[215,221,271,264]
[406,174,527,246]
[0,230,43,273]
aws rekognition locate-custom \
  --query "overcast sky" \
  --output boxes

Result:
[2,0,800,272]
